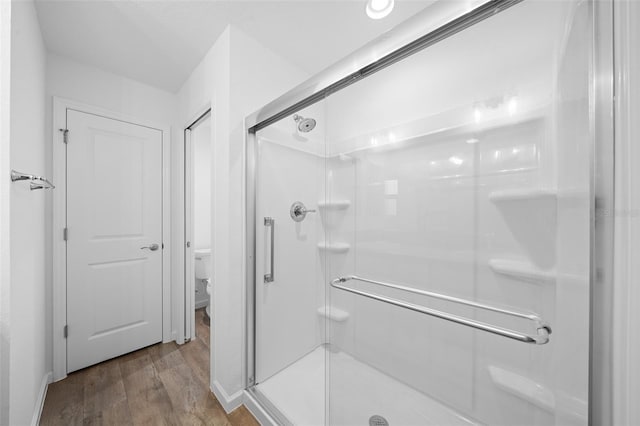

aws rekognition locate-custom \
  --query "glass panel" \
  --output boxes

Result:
[253,102,328,424]
[324,1,590,425]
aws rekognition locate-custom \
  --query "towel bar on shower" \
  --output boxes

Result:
[330,275,551,345]
[10,170,55,190]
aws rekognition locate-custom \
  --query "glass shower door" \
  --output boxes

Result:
[323,0,591,425]
[252,103,328,423]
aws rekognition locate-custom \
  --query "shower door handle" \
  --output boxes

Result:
[264,217,275,283]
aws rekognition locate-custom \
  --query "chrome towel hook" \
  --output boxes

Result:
[11,170,55,191]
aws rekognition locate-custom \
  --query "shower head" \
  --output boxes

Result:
[293,114,316,133]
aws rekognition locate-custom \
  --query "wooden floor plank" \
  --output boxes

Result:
[40,310,258,426]
[82,358,127,418]
[121,352,179,425]
[180,338,210,386]
[195,309,210,349]
[159,362,230,426]
[227,406,260,426]
[148,341,186,373]
[40,371,85,426]
[82,399,133,426]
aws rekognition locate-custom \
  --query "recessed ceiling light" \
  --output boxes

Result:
[366,0,395,20]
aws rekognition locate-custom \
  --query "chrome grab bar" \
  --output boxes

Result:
[264,217,275,283]
[10,170,55,190]
[330,275,551,345]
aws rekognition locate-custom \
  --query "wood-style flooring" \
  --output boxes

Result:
[40,309,258,426]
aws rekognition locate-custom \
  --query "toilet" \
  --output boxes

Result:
[194,248,212,317]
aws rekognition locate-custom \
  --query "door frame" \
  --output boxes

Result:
[611,1,640,424]
[0,2,11,422]
[52,97,171,381]
[183,107,212,342]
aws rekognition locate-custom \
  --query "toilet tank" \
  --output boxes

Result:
[194,248,212,279]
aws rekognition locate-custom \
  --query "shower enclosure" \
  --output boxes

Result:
[246,0,606,424]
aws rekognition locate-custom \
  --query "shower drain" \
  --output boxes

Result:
[369,415,389,426]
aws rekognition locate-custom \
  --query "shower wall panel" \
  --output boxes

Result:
[255,136,325,383]
[324,1,590,424]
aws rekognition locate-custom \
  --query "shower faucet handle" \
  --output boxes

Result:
[290,201,315,222]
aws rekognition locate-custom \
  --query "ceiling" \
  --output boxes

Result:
[34,0,431,92]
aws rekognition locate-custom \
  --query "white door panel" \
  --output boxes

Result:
[66,110,163,372]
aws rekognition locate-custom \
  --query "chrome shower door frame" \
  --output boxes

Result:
[245,123,257,389]
[591,0,615,423]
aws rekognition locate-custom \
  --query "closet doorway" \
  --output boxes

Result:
[184,109,212,343]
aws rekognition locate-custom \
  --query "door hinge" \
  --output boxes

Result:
[63,325,68,338]
[162,243,164,249]
[63,227,68,241]
[59,128,69,144]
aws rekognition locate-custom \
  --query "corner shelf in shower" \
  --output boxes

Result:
[317,306,350,322]
[489,189,557,202]
[317,242,350,253]
[489,258,556,284]
[318,200,351,210]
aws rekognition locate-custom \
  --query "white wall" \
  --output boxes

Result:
[46,53,177,125]
[174,25,308,409]
[9,1,48,424]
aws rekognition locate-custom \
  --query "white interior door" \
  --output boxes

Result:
[66,109,163,373]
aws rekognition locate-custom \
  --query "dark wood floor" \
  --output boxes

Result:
[40,309,258,426]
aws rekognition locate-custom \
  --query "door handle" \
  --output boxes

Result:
[264,217,274,283]
[141,243,160,251]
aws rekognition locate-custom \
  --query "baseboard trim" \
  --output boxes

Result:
[31,371,52,426]
[211,380,243,413]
